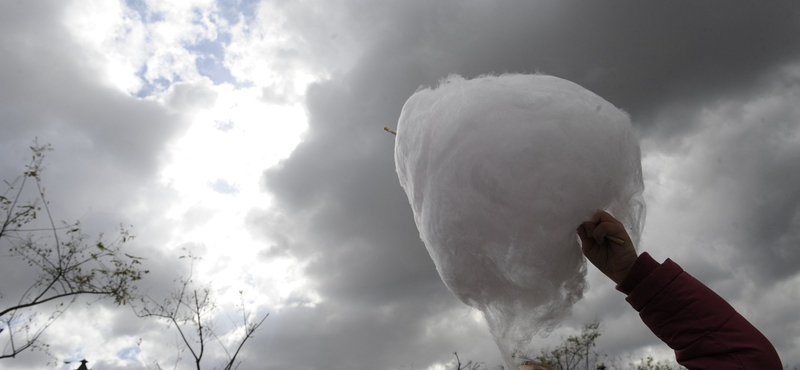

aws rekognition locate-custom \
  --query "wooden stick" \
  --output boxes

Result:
[384,126,397,135]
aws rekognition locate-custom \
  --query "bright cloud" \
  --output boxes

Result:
[53,0,323,366]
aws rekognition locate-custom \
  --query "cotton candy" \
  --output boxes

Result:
[394,74,645,367]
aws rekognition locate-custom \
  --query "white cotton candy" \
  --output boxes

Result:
[394,74,645,367]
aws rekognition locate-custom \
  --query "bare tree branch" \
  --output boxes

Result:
[136,256,268,370]
[0,141,148,360]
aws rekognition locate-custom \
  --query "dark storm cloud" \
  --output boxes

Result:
[659,68,800,283]
[252,1,800,368]
[239,293,498,370]
[262,0,800,239]
[247,0,800,368]
[251,70,444,304]
[398,1,800,135]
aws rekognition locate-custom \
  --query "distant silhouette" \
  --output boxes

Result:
[76,359,89,370]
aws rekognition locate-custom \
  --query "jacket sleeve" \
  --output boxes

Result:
[616,252,782,370]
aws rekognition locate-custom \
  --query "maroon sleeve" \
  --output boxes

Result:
[616,253,782,370]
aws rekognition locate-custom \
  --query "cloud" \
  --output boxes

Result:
[641,63,800,284]
[234,296,500,370]
[3,0,800,369]
[165,80,220,111]
[0,1,213,368]
[251,1,800,368]
[0,1,191,218]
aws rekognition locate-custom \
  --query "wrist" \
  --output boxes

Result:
[615,252,659,295]
[612,265,634,285]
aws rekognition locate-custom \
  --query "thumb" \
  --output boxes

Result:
[591,222,617,244]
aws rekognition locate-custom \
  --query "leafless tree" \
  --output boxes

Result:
[136,256,268,370]
[447,352,487,370]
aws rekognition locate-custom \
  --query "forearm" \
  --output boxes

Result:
[617,253,782,369]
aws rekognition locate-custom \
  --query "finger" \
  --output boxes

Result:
[590,211,604,225]
[593,221,627,244]
[592,222,612,244]
[576,225,591,251]
[582,221,596,237]
[593,210,617,225]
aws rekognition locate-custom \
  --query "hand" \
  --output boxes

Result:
[577,211,638,285]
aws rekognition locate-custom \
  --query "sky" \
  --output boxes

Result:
[1,1,799,369]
